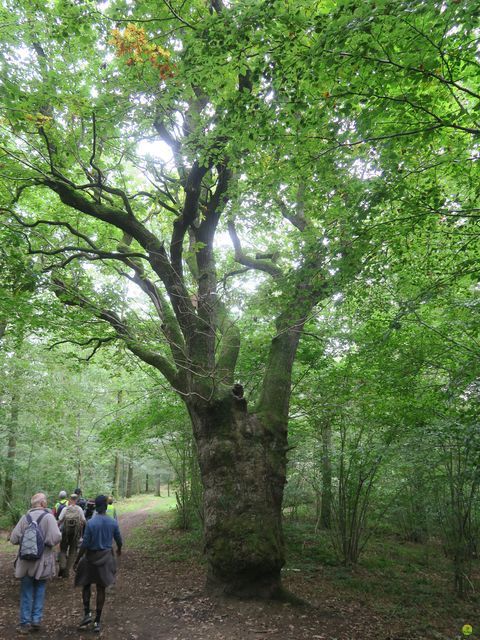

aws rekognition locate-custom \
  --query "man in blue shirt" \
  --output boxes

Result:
[73,495,122,633]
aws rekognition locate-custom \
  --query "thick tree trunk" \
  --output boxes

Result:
[2,391,18,511]
[188,387,288,598]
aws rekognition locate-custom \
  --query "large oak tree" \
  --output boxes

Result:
[1,0,478,596]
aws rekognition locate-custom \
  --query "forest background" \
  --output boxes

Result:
[0,0,479,628]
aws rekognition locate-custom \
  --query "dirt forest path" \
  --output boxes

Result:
[0,500,420,640]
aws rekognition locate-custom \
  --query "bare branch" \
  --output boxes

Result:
[6,212,100,251]
[48,335,116,361]
[26,178,197,342]
[160,0,197,29]
[29,245,147,261]
[221,267,249,288]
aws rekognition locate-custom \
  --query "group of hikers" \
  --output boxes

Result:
[53,489,117,580]
[9,488,122,635]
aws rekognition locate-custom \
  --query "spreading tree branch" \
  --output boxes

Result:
[52,278,183,389]
[117,233,187,378]
[39,177,198,340]
[227,220,283,278]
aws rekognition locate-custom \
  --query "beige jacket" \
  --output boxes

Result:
[58,504,86,526]
[10,508,61,580]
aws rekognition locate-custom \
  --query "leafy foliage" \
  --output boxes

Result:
[1,0,479,597]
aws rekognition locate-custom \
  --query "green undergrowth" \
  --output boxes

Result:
[0,535,16,554]
[284,517,480,637]
[128,508,204,564]
[0,504,24,529]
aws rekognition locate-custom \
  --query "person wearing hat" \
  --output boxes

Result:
[58,494,86,578]
[53,491,68,520]
[73,495,122,633]
[106,496,117,520]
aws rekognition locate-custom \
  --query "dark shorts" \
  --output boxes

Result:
[74,549,117,587]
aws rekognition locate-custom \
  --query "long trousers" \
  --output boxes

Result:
[59,530,80,577]
[19,575,47,625]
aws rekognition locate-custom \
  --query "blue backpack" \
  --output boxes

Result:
[19,511,48,560]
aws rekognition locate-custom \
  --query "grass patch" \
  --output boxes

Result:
[284,519,337,570]
[0,534,17,555]
[115,493,176,515]
[128,508,204,564]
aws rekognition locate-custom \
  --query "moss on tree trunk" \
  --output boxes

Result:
[189,387,288,598]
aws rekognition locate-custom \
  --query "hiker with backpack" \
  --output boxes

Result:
[106,495,117,520]
[58,494,86,578]
[9,492,61,635]
[73,495,122,634]
[52,490,68,520]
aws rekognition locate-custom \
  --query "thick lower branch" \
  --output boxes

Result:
[255,316,305,423]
